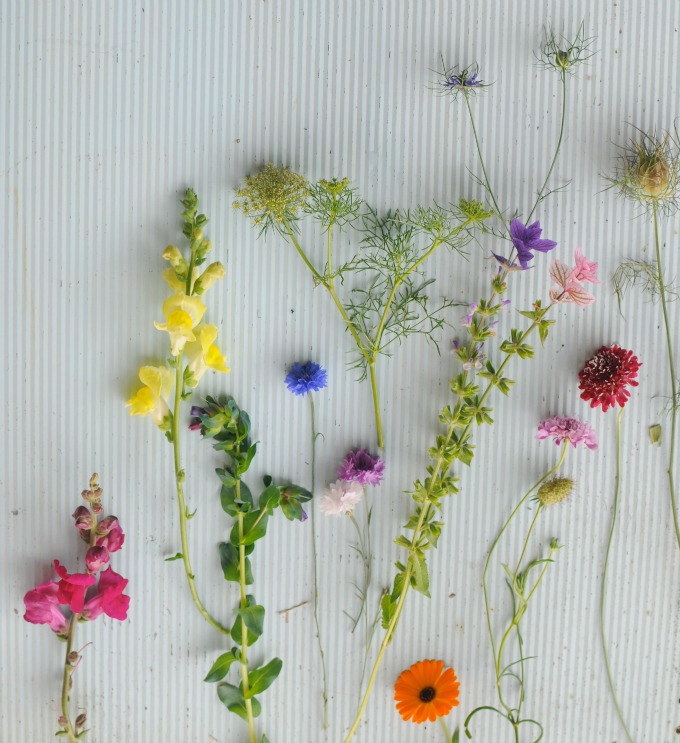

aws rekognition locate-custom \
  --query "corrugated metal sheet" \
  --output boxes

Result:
[1,1,679,741]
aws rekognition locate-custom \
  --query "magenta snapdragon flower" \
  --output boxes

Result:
[23,581,68,635]
[536,416,598,450]
[337,448,385,486]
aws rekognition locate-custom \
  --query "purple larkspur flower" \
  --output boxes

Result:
[189,405,208,431]
[337,448,385,487]
[508,218,557,269]
[285,361,328,396]
[536,416,598,450]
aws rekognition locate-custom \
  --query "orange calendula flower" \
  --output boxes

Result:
[394,659,460,723]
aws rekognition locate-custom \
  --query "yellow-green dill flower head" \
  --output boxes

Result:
[606,130,680,214]
[234,163,310,230]
[537,477,574,506]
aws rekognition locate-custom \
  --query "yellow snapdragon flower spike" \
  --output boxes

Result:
[162,267,199,294]
[154,294,206,355]
[184,323,230,386]
[126,365,174,427]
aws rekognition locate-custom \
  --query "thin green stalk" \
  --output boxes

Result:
[600,407,634,743]
[308,393,329,729]
[438,716,453,742]
[60,615,80,743]
[465,95,509,234]
[171,357,229,636]
[344,313,547,742]
[652,204,680,550]
[348,510,371,633]
[512,505,543,579]
[526,71,568,223]
[237,506,257,743]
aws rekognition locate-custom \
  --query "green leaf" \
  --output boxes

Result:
[216,467,237,488]
[381,591,396,630]
[231,510,269,546]
[410,554,430,597]
[164,553,183,562]
[204,649,240,682]
[649,423,662,445]
[261,736,271,743]
[244,657,282,698]
[258,484,281,512]
[217,682,249,719]
[451,727,460,743]
[219,542,253,584]
[238,603,265,638]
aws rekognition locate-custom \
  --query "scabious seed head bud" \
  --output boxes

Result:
[549,537,561,550]
[537,477,574,506]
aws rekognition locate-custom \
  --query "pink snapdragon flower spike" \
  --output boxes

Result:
[23,581,68,635]
[54,560,96,613]
[536,416,598,450]
[337,448,385,486]
[83,567,131,622]
[319,480,364,515]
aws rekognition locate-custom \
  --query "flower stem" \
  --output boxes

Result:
[344,314,547,742]
[237,507,257,743]
[171,357,229,636]
[600,407,635,743]
[526,70,568,223]
[308,393,329,729]
[652,203,680,550]
[60,614,80,743]
[348,509,371,633]
[465,96,509,234]
[438,716,453,741]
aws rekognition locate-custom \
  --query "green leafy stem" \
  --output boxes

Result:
[197,395,311,742]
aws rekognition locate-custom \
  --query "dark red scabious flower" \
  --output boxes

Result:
[578,345,641,412]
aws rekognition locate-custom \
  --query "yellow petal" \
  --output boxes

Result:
[205,343,229,373]
[126,386,156,416]
[138,365,173,401]
[161,294,206,327]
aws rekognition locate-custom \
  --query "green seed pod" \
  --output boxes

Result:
[537,477,574,506]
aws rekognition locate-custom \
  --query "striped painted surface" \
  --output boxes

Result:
[1,1,679,741]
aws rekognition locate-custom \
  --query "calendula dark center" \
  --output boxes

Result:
[419,686,436,702]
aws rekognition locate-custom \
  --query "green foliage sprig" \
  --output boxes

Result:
[194,395,311,743]
[235,169,490,448]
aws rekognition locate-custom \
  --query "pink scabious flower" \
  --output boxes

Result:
[82,567,130,622]
[337,448,385,486]
[319,480,364,516]
[549,247,599,306]
[536,416,598,450]
[53,560,96,613]
[23,581,68,635]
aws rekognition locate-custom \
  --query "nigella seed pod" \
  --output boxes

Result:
[556,49,570,68]
[635,150,670,197]
[537,477,574,506]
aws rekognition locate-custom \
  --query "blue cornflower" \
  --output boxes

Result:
[507,218,557,269]
[285,361,328,396]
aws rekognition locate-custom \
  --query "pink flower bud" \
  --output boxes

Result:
[72,506,92,531]
[85,545,110,574]
[91,501,103,515]
[96,516,125,553]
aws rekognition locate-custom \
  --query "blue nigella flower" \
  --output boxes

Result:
[442,65,483,90]
[505,218,557,269]
[285,361,328,396]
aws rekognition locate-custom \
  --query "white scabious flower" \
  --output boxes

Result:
[319,480,363,516]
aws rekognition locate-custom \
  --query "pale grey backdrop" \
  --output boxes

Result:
[1,1,679,741]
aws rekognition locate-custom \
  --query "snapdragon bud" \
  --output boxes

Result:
[194,262,225,294]
[162,245,187,269]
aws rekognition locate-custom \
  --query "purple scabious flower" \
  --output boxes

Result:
[536,416,598,450]
[285,361,328,396]
[509,218,557,269]
[337,448,385,487]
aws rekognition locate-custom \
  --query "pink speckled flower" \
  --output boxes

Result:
[23,581,68,635]
[337,449,385,487]
[536,416,598,450]
[319,480,364,516]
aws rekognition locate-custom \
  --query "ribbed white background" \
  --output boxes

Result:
[2,1,679,741]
